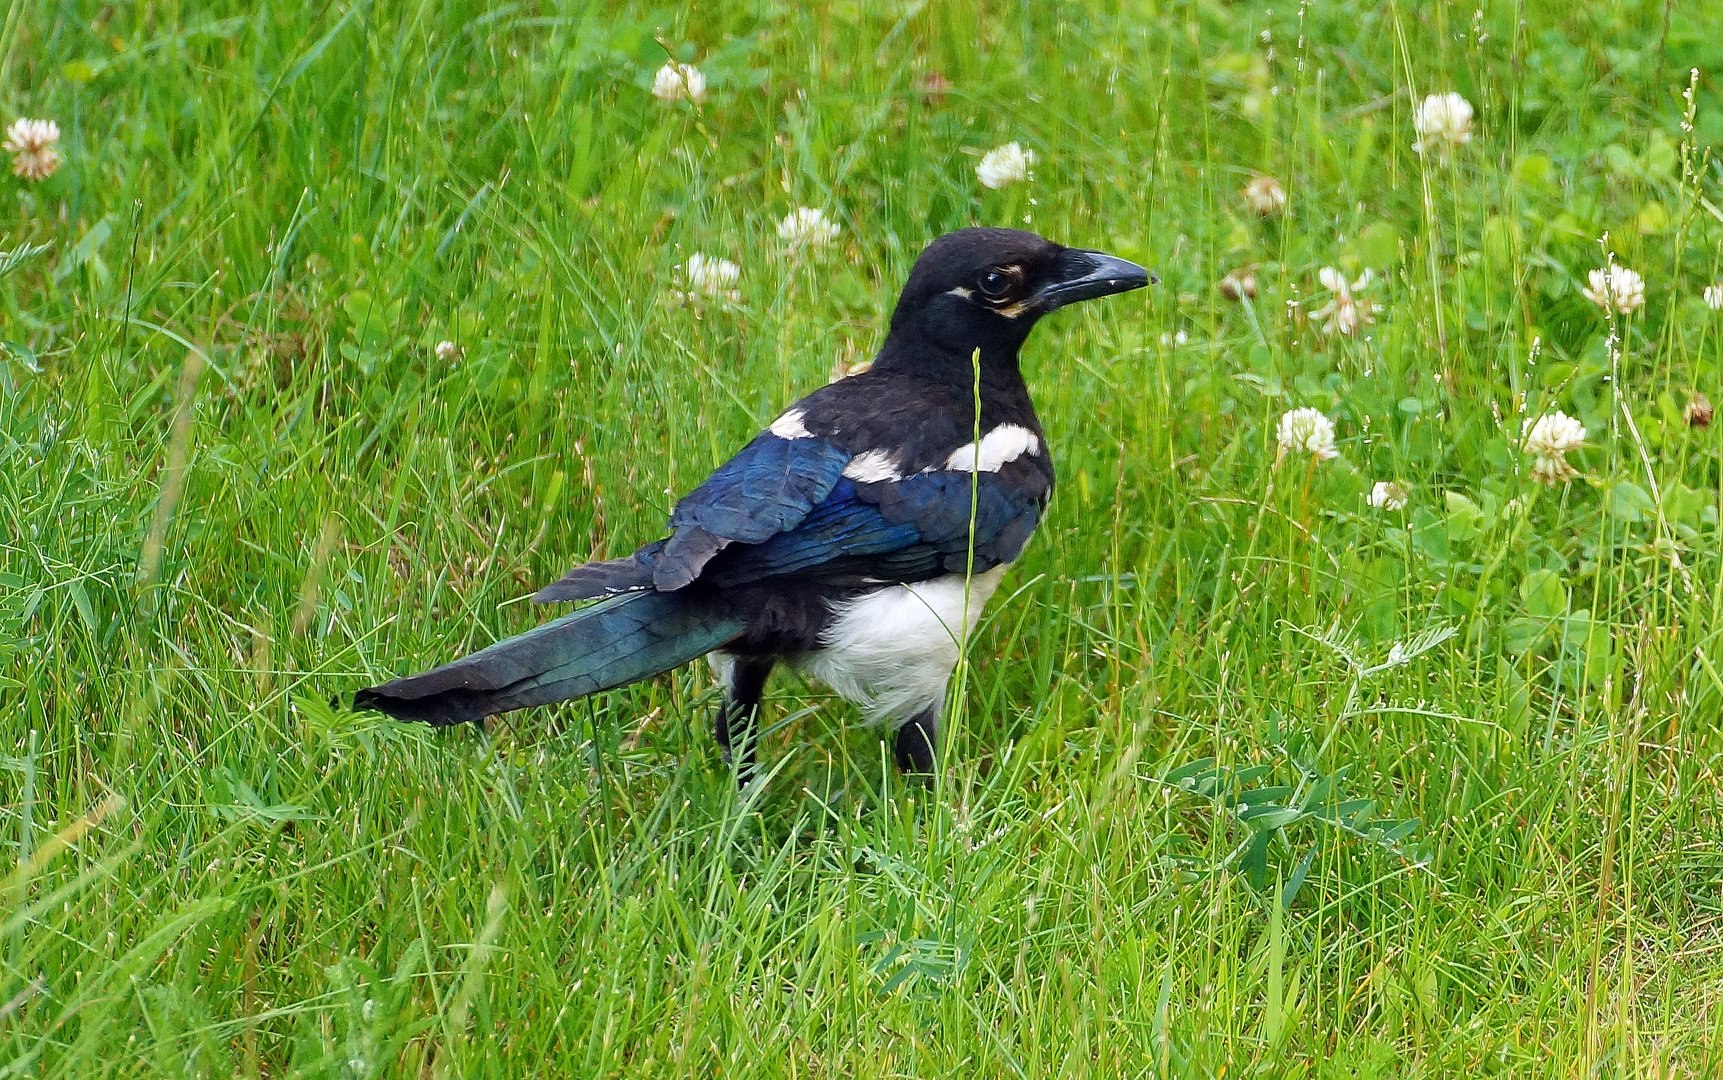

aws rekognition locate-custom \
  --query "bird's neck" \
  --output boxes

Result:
[869,332,1030,394]
[870,334,1043,434]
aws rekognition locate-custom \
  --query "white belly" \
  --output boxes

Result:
[796,567,1007,723]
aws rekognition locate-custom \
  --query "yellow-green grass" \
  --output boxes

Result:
[4,1,1723,1075]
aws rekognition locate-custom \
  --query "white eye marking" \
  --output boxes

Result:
[843,449,902,483]
[770,409,813,439]
[945,286,975,299]
[944,424,1040,472]
[992,300,1032,319]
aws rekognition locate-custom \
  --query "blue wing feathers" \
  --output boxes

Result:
[706,480,925,585]
[650,434,852,589]
[537,429,1047,599]
[702,471,1043,587]
[668,434,851,541]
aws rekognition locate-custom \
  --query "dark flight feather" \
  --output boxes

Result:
[351,592,744,725]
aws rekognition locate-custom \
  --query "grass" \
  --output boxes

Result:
[4,0,1723,1075]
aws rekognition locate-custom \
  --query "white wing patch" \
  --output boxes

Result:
[843,449,902,483]
[944,423,1040,472]
[770,409,813,439]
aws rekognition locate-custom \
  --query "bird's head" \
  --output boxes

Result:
[883,228,1153,371]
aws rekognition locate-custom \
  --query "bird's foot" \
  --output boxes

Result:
[892,710,939,775]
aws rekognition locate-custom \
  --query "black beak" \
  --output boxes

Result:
[1032,248,1155,311]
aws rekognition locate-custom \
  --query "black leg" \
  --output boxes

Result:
[712,655,773,786]
[892,706,940,776]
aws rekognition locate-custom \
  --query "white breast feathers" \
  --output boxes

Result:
[797,567,1006,724]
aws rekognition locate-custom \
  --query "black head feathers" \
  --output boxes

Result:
[877,228,1151,378]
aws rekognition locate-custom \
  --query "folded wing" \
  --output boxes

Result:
[533,430,851,601]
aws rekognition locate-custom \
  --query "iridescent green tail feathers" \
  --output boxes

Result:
[351,592,744,726]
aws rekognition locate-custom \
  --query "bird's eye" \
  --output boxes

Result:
[976,266,1020,301]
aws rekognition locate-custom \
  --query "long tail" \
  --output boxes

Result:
[351,591,744,726]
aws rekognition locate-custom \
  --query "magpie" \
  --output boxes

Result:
[352,228,1150,781]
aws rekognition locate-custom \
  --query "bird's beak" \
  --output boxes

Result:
[1032,248,1156,311]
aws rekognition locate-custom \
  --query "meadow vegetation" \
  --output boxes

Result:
[4,1,1723,1074]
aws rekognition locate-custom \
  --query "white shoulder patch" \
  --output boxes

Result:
[769,408,813,439]
[843,449,901,483]
[944,424,1040,472]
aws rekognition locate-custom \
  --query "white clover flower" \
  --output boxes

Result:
[1703,283,1722,311]
[650,61,706,104]
[1367,481,1409,510]
[1528,455,1578,486]
[1523,410,1585,458]
[976,142,1034,189]
[1242,175,1286,217]
[1312,266,1378,336]
[1581,265,1644,314]
[776,207,840,250]
[434,340,460,363]
[1411,92,1475,158]
[1522,410,1586,485]
[1276,407,1338,462]
[3,118,62,181]
[673,252,741,305]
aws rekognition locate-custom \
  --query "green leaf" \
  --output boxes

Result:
[1163,757,1218,785]
[1377,819,1421,844]
[1239,828,1273,889]
[1636,200,1670,236]
[1410,506,1451,564]
[1282,845,1318,911]
[1318,798,1376,823]
[1607,480,1655,523]
[66,581,100,637]
[1444,490,1487,542]
[876,960,918,997]
[1663,483,1711,526]
[1370,625,1458,674]
[1513,152,1557,193]
[1232,764,1276,787]
[1353,222,1402,268]
[2,340,42,373]
[1644,131,1678,176]
[1300,775,1336,809]
[0,239,54,279]
[340,289,375,326]
[1502,615,1547,656]
[1559,610,1615,685]
[1583,619,1615,684]
[1236,786,1296,809]
[1241,807,1303,830]
[53,217,114,285]
[1481,215,1522,268]
[1519,568,1567,619]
